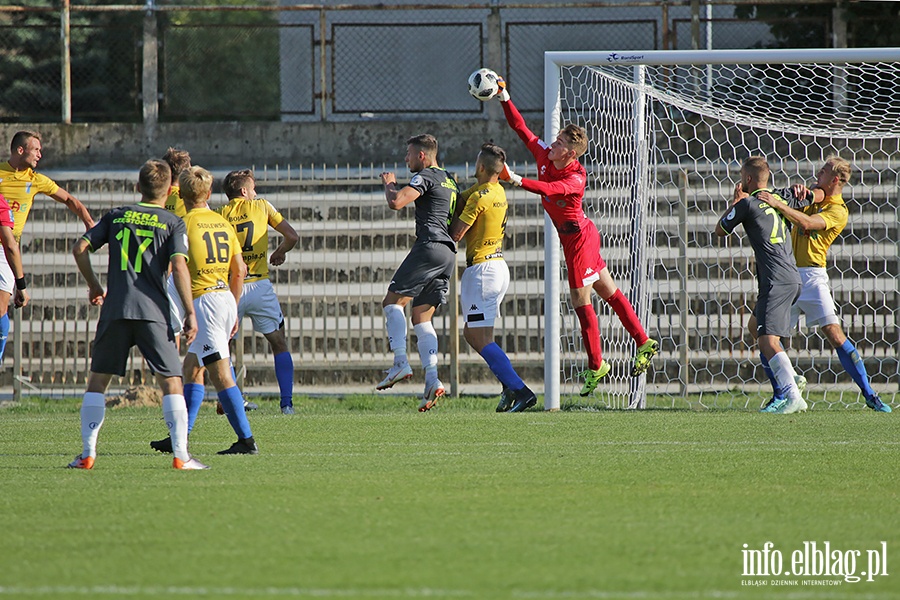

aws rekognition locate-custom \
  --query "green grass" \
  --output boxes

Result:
[1,396,897,599]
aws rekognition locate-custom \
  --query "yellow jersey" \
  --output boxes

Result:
[164,184,187,218]
[458,181,507,266]
[0,161,60,240]
[219,197,285,282]
[791,194,848,268]
[182,207,242,299]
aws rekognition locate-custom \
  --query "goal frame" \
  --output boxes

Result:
[542,47,900,411]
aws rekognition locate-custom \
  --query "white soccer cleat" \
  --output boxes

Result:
[418,379,445,412]
[376,362,413,390]
[173,456,210,470]
[781,395,808,414]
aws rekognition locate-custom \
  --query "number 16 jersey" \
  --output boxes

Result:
[83,202,188,324]
[182,206,242,299]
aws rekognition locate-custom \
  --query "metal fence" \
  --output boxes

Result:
[0,0,856,123]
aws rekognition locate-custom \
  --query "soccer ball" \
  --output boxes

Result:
[468,68,499,101]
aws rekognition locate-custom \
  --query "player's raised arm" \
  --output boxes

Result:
[51,187,94,230]
[757,190,827,232]
[269,220,298,266]
[381,172,420,210]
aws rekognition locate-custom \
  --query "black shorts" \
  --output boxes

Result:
[388,241,456,308]
[90,319,182,378]
[754,281,801,338]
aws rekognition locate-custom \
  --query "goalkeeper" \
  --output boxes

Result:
[491,74,658,395]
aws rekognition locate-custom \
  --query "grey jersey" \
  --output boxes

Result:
[83,203,188,323]
[406,166,457,248]
[719,188,808,288]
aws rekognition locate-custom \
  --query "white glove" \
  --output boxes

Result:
[496,74,510,102]
[500,163,522,186]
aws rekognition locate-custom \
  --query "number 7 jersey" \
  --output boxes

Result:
[218,196,284,282]
[183,206,242,298]
[82,202,188,324]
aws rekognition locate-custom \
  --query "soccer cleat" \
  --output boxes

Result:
[67,454,94,469]
[281,405,295,415]
[794,375,807,394]
[782,395,808,414]
[150,436,173,454]
[865,394,892,413]
[216,400,259,415]
[579,360,611,396]
[173,456,210,470]
[508,388,538,413]
[495,386,515,412]
[760,397,787,413]
[376,362,413,390]
[631,338,660,376]
[217,437,259,455]
[418,379,445,412]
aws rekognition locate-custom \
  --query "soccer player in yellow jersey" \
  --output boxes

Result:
[753,157,890,412]
[449,143,536,412]
[0,131,94,364]
[161,147,191,340]
[179,166,260,455]
[220,169,299,414]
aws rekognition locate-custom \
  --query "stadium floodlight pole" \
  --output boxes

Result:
[543,54,562,411]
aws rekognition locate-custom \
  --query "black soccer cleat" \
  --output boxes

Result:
[150,436,173,454]
[216,437,259,455]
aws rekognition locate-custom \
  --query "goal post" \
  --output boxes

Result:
[542,48,900,411]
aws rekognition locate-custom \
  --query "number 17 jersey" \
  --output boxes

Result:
[83,202,188,324]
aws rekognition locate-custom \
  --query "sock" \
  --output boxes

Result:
[480,342,525,391]
[836,339,876,399]
[414,322,439,385]
[162,394,190,461]
[605,289,649,345]
[574,304,603,370]
[0,313,8,363]
[383,304,408,361]
[760,352,784,399]
[184,383,204,433]
[230,361,238,385]
[218,386,253,440]
[80,392,106,459]
[274,352,294,408]
[768,351,800,400]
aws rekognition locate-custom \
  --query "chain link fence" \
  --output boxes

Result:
[0,1,869,123]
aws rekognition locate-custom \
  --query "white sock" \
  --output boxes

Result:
[383,304,408,360]
[162,394,190,461]
[80,392,106,459]
[768,351,800,400]
[414,322,439,384]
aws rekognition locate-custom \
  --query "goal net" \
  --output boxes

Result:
[542,49,900,410]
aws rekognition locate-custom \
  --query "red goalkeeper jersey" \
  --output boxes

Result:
[501,99,589,234]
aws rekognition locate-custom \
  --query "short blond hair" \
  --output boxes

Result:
[138,159,171,200]
[178,166,213,206]
[825,155,851,184]
[560,124,588,158]
[742,156,770,181]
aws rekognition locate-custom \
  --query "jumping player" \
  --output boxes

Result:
[377,134,458,411]
[492,76,659,395]
[753,157,891,412]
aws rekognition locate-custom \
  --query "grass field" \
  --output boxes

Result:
[1,395,897,599]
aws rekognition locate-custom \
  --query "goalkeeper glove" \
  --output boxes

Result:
[499,163,522,186]
[496,75,510,102]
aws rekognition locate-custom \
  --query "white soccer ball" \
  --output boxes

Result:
[468,68,499,101]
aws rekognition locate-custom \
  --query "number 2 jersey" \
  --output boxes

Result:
[718,188,810,289]
[182,206,242,299]
[218,196,284,283]
[82,203,188,324]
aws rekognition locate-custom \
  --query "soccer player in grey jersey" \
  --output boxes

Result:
[378,134,458,411]
[715,156,809,414]
[68,159,205,470]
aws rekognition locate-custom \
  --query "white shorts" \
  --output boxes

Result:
[460,260,510,328]
[791,267,841,329]
[238,278,284,335]
[166,274,186,334]
[0,248,14,294]
[188,291,237,365]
